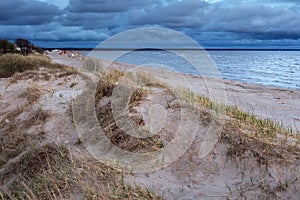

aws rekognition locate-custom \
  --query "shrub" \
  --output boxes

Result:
[0,54,51,78]
[0,39,16,54]
[15,38,33,55]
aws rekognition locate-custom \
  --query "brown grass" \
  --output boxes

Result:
[94,68,164,153]
[0,131,31,168]
[94,68,124,100]
[174,88,300,177]
[17,87,41,105]
[0,54,78,80]
[0,107,24,132]
[0,65,163,199]
[129,87,148,107]
[221,120,299,165]
[0,141,163,200]
[82,57,105,72]
[22,109,50,130]
[0,54,51,78]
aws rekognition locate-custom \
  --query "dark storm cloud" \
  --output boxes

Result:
[252,32,300,40]
[129,0,209,27]
[0,23,108,41]
[0,0,62,25]
[66,0,159,13]
[1,0,300,47]
[63,0,300,42]
[62,12,125,31]
[203,2,300,40]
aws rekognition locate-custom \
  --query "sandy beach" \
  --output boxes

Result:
[44,51,300,199]
[2,0,300,198]
[1,52,299,199]
[48,51,300,132]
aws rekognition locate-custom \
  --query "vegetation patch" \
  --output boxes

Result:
[0,54,50,78]
[95,68,164,153]
[0,54,78,79]
[0,141,163,200]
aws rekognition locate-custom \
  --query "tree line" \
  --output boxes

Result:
[0,38,44,55]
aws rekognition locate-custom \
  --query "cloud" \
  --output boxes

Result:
[0,23,108,42]
[0,0,62,25]
[66,0,159,13]
[1,0,300,47]
[203,2,300,40]
[62,12,127,31]
[39,0,69,9]
[129,0,209,28]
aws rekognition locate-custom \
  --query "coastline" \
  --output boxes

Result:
[48,51,300,132]
[1,52,299,199]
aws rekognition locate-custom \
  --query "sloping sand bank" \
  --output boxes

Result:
[49,52,300,132]
[47,52,300,199]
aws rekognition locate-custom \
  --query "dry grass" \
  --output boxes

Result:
[0,54,78,79]
[129,87,148,107]
[0,107,24,133]
[22,109,50,130]
[0,54,51,78]
[17,87,41,105]
[0,99,50,168]
[0,54,167,199]
[51,63,78,77]
[0,131,32,168]
[2,56,298,199]
[173,86,299,199]
[0,65,163,199]
[0,104,162,199]
[0,140,163,200]
[221,121,299,165]
[94,68,164,153]
[175,88,299,143]
[174,87,300,173]
[82,57,105,73]
[96,101,163,152]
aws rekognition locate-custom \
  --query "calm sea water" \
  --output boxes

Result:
[87,50,300,90]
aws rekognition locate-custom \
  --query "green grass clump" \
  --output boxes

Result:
[0,54,51,78]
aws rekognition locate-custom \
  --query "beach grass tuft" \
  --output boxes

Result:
[0,140,163,200]
[0,53,78,79]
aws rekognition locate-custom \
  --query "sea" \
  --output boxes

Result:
[84,50,300,90]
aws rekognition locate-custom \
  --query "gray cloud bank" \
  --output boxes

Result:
[0,0,300,48]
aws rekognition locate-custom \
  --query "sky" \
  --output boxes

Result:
[0,0,300,48]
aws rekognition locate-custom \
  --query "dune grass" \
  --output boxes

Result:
[1,56,298,199]
[96,67,300,145]
[134,70,300,157]
[0,54,50,78]
[94,68,163,153]
[165,84,299,143]
[0,62,163,199]
[0,53,78,79]
[0,138,163,200]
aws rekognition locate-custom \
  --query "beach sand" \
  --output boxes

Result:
[1,52,298,199]
[49,51,300,132]
[45,52,300,199]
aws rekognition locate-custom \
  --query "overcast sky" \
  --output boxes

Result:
[0,0,300,48]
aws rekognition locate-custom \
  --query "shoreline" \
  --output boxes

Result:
[48,52,300,132]
[1,52,299,199]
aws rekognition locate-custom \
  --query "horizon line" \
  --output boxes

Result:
[43,47,300,51]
